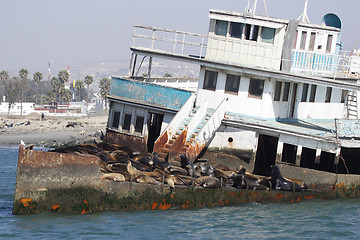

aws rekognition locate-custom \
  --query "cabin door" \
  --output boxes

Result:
[289,83,298,118]
[253,134,278,176]
[147,112,164,152]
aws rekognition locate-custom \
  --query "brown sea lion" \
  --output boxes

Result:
[127,161,144,178]
[195,176,222,188]
[136,175,158,184]
[100,173,126,182]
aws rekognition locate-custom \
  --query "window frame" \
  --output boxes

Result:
[122,113,132,132]
[261,26,275,44]
[274,81,282,101]
[203,70,218,91]
[111,111,121,129]
[215,20,228,37]
[248,78,265,99]
[325,87,332,103]
[225,74,240,95]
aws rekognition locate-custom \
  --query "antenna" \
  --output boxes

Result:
[48,61,52,81]
[245,0,269,17]
[298,0,310,23]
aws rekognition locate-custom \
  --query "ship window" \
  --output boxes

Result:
[225,74,240,94]
[281,143,297,165]
[261,27,275,44]
[301,83,309,102]
[111,111,120,129]
[325,87,332,103]
[215,20,228,36]
[203,70,218,91]
[300,31,307,50]
[341,90,348,103]
[248,78,264,99]
[293,31,298,49]
[274,81,282,101]
[309,32,316,51]
[283,82,290,101]
[230,22,243,39]
[326,34,333,53]
[309,84,317,102]
[122,113,132,131]
[135,116,144,134]
[245,24,259,41]
[300,147,317,169]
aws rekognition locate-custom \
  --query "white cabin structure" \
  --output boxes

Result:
[107,6,360,187]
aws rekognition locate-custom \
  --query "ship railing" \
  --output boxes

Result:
[133,26,208,58]
[132,26,359,78]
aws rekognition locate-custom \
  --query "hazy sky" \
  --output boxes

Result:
[1,0,359,76]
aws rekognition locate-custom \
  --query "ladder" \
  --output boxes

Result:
[346,91,358,119]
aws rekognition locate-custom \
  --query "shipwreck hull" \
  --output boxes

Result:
[13,146,360,215]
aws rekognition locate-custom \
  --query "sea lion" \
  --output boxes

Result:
[164,177,175,188]
[231,168,268,190]
[179,154,199,178]
[129,159,153,172]
[136,156,154,167]
[195,176,222,188]
[195,164,215,177]
[152,152,171,171]
[170,166,188,176]
[110,150,129,163]
[271,165,301,192]
[136,175,158,184]
[127,161,144,178]
[100,173,126,182]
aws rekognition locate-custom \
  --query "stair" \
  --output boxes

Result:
[347,91,358,119]
[157,107,199,161]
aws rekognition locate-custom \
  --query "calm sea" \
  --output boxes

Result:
[1,146,360,239]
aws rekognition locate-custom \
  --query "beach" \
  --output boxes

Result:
[0,113,108,147]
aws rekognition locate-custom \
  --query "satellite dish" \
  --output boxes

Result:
[322,13,342,29]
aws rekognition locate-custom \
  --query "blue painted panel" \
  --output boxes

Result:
[336,119,360,138]
[110,77,192,111]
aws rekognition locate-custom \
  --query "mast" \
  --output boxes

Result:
[298,0,310,23]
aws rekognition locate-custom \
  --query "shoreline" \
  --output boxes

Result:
[0,113,107,148]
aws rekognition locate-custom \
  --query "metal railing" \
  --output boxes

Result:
[132,25,360,78]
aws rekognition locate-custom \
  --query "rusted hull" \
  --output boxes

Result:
[104,128,147,152]
[13,147,360,215]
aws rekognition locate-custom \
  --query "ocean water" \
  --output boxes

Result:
[1,146,360,239]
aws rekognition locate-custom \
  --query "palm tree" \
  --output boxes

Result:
[75,80,85,101]
[84,75,94,100]
[4,77,21,113]
[57,70,69,104]
[19,68,29,115]
[0,71,9,101]
[99,77,111,109]
[33,72,43,105]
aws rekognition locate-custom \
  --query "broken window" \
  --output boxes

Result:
[274,81,282,101]
[215,20,228,36]
[301,83,309,102]
[112,111,120,129]
[225,74,240,94]
[309,32,316,51]
[261,27,275,44]
[282,82,290,101]
[245,24,259,41]
[135,116,144,134]
[326,34,333,53]
[230,22,243,39]
[300,31,307,50]
[248,78,264,99]
[300,147,317,169]
[309,84,317,102]
[281,143,297,165]
[122,113,132,131]
[325,87,332,103]
[203,70,218,91]
[341,90,348,103]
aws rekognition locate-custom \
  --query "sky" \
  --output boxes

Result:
[0,0,359,77]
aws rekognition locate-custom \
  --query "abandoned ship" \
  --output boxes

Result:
[13,2,360,214]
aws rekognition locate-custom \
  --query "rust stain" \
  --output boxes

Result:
[105,130,146,153]
[225,199,229,204]
[249,192,258,198]
[305,195,314,200]
[158,202,171,210]
[168,128,188,159]
[20,198,32,208]
[152,202,158,210]
[182,203,189,208]
[171,194,174,199]
[296,196,301,202]
[186,141,205,162]
[230,192,237,197]
[52,204,60,211]
[275,193,283,200]
[81,209,89,214]
[153,130,169,153]
[83,200,88,205]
